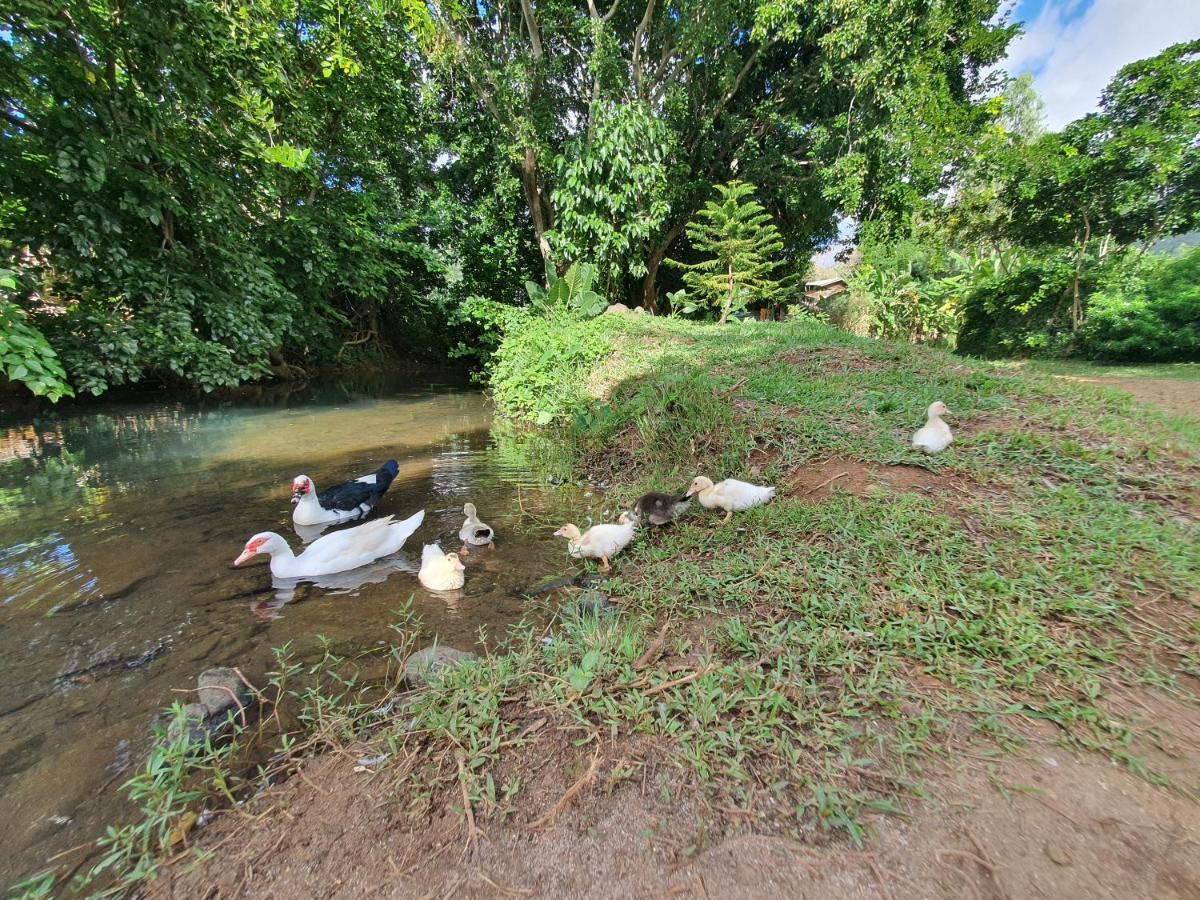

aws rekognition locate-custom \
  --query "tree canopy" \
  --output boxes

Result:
[2,0,1033,398]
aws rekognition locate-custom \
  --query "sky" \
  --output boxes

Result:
[1003,0,1200,130]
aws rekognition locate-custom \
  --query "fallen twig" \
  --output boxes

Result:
[864,853,894,900]
[805,471,850,495]
[455,754,485,856]
[966,825,1008,899]
[642,667,713,698]
[717,377,748,398]
[634,622,670,670]
[527,750,602,830]
[475,870,533,896]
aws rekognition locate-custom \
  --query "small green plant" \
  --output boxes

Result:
[81,704,244,891]
[525,261,606,319]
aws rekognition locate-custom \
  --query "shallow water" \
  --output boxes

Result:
[0,373,598,888]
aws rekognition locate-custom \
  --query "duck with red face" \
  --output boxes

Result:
[290,459,400,526]
[235,508,424,579]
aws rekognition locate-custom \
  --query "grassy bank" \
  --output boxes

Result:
[113,314,1200,896]
[485,314,1200,774]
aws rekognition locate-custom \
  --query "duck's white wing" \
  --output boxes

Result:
[297,516,397,573]
[721,479,776,510]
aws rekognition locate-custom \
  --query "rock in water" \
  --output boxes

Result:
[563,590,616,617]
[164,668,256,747]
[166,703,211,746]
[197,667,253,718]
[403,647,478,687]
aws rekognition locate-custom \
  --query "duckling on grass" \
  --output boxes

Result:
[911,401,953,454]
[686,475,776,523]
[629,491,691,526]
[553,512,637,571]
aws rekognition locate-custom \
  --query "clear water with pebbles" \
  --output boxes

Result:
[0,373,597,888]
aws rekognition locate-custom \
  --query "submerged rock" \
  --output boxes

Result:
[197,667,252,718]
[166,702,211,746]
[164,668,255,747]
[403,647,478,687]
[562,590,616,618]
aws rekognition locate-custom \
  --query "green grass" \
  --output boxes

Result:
[476,314,1200,828]
[1005,358,1200,381]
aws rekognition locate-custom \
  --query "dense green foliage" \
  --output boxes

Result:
[845,39,1200,362]
[0,267,72,400]
[1,0,450,396]
[1083,249,1200,362]
[7,0,1192,396]
[416,0,1011,311]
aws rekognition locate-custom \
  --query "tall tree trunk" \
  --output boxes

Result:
[520,148,554,264]
[1071,214,1091,333]
[641,221,686,313]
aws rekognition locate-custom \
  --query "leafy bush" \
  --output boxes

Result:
[525,261,607,319]
[1082,249,1200,361]
[0,269,72,401]
[488,311,615,425]
[955,253,1079,357]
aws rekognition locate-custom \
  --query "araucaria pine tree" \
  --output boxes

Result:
[674,181,786,324]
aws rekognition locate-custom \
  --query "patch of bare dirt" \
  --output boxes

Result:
[1058,375,1200,421]
[776,346,890,374]
[155,701,1200,900]
[783,456,977,507]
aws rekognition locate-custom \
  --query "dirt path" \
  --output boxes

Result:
[157,694,1200,900]
[1057,374,1199,419]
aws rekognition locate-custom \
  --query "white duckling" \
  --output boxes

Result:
[234,510,425,579]
[911,401,953,453]
[686,476,776,522]
[553,512,637,571]
[458,502,495,554]
[419,543,466,591]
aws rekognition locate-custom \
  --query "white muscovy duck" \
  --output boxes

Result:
[553,512,637,570]
[911,401,953,453]
[235,509,424,578]
[686,475,776,522]
[458,502,495,554]
[418,543,466,591]
[291,459,400,526]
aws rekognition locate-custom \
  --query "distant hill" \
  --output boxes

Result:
[1152,232,1200,256]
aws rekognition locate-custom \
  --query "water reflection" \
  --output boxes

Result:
[0,372,600,890]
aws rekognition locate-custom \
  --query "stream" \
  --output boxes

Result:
[0,372,597,889]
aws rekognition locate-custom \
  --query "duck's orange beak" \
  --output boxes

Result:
[233,548,257,566]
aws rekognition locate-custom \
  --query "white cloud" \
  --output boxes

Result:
[1005,0,1200,130]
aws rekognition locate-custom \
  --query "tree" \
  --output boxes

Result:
[1,0,437,395]
[671,180,784,323]
[1000,73,1047,143]
[1092,39,1200,246]
[413,0,1015,308]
